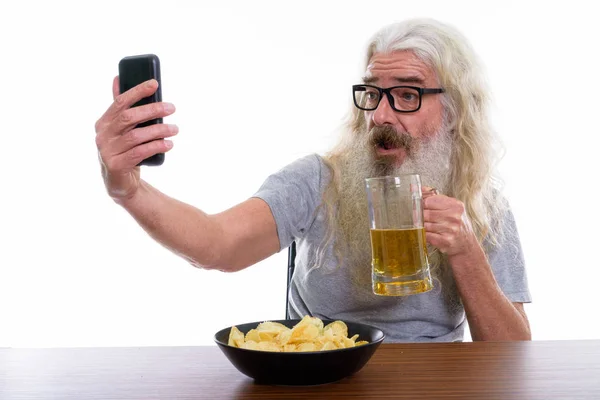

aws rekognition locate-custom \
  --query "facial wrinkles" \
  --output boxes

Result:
[364,52,443,139]
[365,53,434,87]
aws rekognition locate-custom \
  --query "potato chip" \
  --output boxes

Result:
[324,320,348,337]
[257,341,280,352]
[288,322,319,344]
[276,329,292,346]
[283,343,297,352]
[316,328,334,345]
[245,329,276,343]
[241,340,259,350]
[228,326,245,348]
[301,315,324,332]
[320,341,337,351]
[256,321,289,334]
[227,316,369,352]
[296,342,317,352]
[340,336,356,348]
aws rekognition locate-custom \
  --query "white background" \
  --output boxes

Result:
[1,0,598,347]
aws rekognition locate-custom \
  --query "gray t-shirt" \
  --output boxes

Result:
[253,154,532,342]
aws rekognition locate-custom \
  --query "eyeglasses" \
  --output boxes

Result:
[352,84,445,113]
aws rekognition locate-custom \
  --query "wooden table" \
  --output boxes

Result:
[1,340,599,399]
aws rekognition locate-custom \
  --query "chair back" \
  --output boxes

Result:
[285,241,296,319]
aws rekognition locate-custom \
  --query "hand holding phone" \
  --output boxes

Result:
[118,54,167,166]
[95,54,177,202]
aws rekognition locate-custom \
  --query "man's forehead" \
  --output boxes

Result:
[364,51,434,84]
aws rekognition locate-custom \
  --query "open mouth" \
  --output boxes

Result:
[376,136,396,151]
[370,127,412,154]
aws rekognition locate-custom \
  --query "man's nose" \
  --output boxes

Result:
[371,94,396,126]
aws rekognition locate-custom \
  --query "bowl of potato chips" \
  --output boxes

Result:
[214,315,385,385]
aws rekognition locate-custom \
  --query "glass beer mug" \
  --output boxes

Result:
[365,174,433,296]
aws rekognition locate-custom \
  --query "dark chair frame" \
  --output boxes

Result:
[285,242,296,319]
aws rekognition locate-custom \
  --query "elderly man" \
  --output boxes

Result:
[95,18,531,342]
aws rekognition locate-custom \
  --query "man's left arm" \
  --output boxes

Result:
[423,191,531,341]
[446,243,531,341]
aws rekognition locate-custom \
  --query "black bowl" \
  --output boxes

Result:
[214,318,385,385]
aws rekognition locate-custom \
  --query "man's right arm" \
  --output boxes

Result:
[118,180,280,272]
[95,77,280,272]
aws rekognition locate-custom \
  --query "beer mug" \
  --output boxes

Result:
[365,174,433,296]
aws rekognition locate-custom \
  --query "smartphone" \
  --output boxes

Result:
[118,54,165,166]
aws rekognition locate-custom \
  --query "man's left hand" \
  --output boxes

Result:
[422,187,478,257]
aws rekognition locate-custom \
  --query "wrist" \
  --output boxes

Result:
[447,234,485,269]
[114,181,150,210]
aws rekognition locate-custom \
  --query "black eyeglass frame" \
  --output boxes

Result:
[352,84,445,113]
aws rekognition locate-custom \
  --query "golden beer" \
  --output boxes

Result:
[370,227,433,296]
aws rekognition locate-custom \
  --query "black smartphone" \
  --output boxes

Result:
[118,54,165,166]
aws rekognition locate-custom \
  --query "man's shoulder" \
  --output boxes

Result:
[277,153,330,182]
[286,153,327,171]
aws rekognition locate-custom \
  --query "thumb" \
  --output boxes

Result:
[112,76,120,100]
[421,186,439,199]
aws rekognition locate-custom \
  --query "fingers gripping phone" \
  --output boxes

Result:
[118,54,165,166]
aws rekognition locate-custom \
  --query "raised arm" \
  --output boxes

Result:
[422,189,531,341]
[94,77,280,272]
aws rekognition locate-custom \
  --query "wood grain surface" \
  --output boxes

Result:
[1,340,599,399]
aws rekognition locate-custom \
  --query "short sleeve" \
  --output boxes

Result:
[487,205,532,303]
[252,154,325,252]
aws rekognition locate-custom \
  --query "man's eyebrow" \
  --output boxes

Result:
[361,76,426,85]
[362,76,377,84]
[394,76,425,85]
